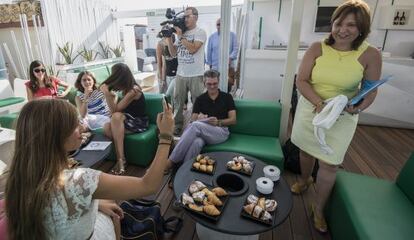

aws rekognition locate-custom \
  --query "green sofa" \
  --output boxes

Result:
[202,99,284,170]
[95,93,163,167]
[327,153,414,240]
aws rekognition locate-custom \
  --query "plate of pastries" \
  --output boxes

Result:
[241,194,278,225]
[227,156,255,175]
[191,154,216,175]
[181,180,229,221]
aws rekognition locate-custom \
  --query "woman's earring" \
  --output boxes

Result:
[359,33,362,36]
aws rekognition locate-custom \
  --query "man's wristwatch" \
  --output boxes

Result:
[158,133,173,142]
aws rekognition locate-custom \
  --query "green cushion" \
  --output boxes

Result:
[327,171,414,240]
[0,112,19,129]
[202,133,284,170]
[230,99,281,137]
[0,97,24,107]
[397,153,414,203]
[63,87,77,105]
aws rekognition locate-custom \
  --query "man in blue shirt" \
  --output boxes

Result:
[206,18,238,72]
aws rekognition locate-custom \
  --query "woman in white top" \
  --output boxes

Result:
[5,99,174,239]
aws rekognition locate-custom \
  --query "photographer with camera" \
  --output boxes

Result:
[166,6,207,136]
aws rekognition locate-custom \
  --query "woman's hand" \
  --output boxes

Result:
[344,105,362,115]
[100,84,110,95]
[98,200,124,220]
[157,100,174,136]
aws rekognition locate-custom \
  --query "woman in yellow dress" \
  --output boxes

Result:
[290,0,382,232]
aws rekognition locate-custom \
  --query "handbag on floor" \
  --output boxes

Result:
[120,199,183,240]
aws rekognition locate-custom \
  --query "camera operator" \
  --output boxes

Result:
[166,6,207,136]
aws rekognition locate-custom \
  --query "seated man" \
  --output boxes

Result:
[166,70,236,170]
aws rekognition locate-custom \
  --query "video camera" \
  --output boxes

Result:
[159,8,187,38]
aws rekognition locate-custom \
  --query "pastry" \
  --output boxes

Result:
[227,160,235,167]
[207,159,215,165]
[247,194,258,204]
[206,165,213,173]
[181,193,194,205]
[237,156,246,162]
[199,158,207,165]
[243,163,253,173]
[188,203,203,212]
[207,194,223,206]
[243,203,255,215]
[196,154,203,161]
[231,162,242,171]
[265,199,277,212]
[258,198,266,209]
[193,162,201,170]
[194,181,206,190]
[192,191,206,202]
[212,187,228,197]
[204,156,210,161]
[199,164,207,172]
[201,188,213,196]
[261,211,273,222]
[252,205,264,218]
[203,204,220,216]
[189,183,199,194]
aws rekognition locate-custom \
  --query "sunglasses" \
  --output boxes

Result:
[34,68,46,73]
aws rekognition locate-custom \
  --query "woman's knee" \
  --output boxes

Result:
[111,112,125,123]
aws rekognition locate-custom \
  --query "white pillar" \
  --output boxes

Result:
[122,25,138,72]
[219,0,231,92]
[279,0,305,144]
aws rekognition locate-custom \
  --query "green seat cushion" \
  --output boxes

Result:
[95,124,158,167]
[327,171,414,240]
[0,97,25,107]
[230,99,281,137]
[202,133,284,170]
[396,153,414,203]
[142,94,163,124]
[0,112,19,129]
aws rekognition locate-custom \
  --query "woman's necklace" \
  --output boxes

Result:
[332,44,353,61]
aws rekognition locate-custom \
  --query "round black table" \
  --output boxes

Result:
[74,133,112,169]
[173,152,293,237]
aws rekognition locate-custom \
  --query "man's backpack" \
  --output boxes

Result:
[120,199,183,240]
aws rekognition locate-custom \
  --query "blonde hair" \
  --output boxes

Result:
[5,99,79,239]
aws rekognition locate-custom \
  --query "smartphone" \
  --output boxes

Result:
[163,95,170,110]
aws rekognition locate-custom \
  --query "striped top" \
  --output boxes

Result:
[77,90,111,117]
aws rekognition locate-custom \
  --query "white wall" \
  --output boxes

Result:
[247,0,414,57]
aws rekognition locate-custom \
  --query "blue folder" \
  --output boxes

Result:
[348,75,393,106]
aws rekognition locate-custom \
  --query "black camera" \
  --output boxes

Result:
[159,8,187,38]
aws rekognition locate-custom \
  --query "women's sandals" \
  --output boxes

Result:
[310,204,328,233]
[111,159,127,175]
[290,176,314,194]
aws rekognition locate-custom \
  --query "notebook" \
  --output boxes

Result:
[348,75,393,106]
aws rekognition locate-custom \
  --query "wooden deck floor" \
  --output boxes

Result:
[97,125,414,240]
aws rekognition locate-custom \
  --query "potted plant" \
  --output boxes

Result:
[57,42,80,64]
[98,41,111,59]
[110,44,124,57]
[79,46,98,62]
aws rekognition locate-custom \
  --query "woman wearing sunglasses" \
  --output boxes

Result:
[25,60,70,101]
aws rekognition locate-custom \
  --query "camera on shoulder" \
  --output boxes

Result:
[159,8,187,38]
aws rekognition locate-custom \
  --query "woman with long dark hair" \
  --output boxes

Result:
[25,60,70,101]
[101,63,148,175]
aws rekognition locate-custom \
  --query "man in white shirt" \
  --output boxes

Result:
[167,6,207,135]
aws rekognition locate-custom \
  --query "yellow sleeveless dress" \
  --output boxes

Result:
[291,41,369,165]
